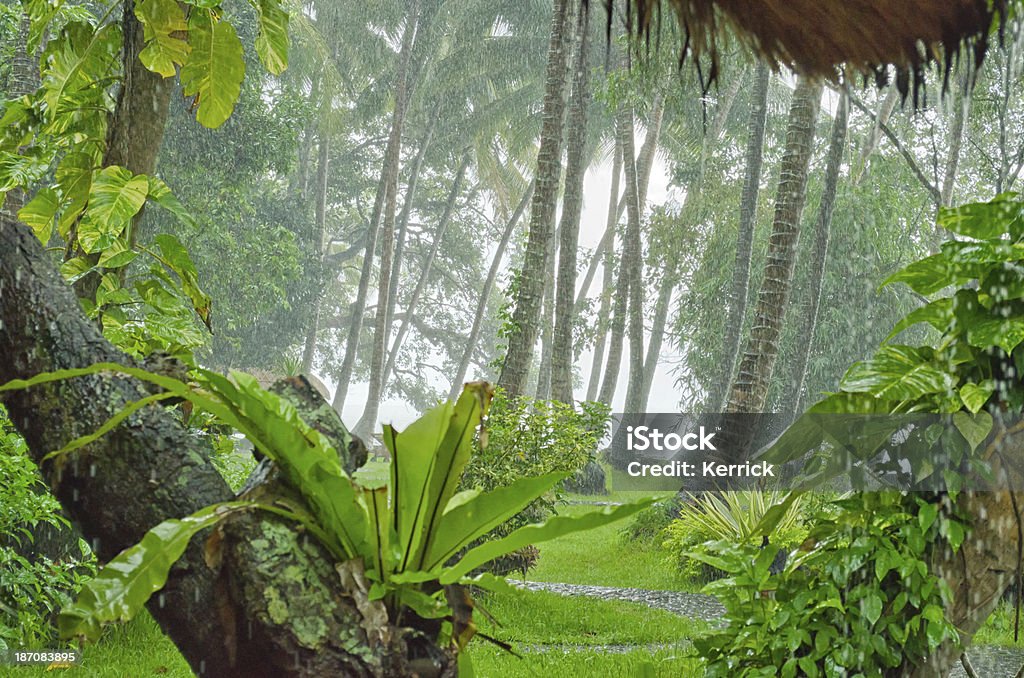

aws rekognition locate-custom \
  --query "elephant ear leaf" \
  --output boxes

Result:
[180,10,245,128]
[58,501,255,642]
[255,0,289,75]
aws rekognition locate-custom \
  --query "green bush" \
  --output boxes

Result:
[620,498,681,545]
[695,492,962,676]
[662,490,805,582]
[462,391,609,534]
[0,408,96,651]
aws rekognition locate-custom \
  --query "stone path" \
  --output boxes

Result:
[515,579,1024,675]
[517,580,724,622]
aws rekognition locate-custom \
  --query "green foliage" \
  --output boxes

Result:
[0,368,649,654]
[695,493,964,676]
[461,390,610,543]
[662,491,805,582]
[0,408,96,651]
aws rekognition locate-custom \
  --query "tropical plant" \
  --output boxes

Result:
[662,490,805,581]
[694,492,961,677]
[706,193,1024,674]
[0,368,649,667]
[0,408,96,651]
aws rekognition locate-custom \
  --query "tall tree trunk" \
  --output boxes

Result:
[448,182,534,401]
[851,85,898,187]
[574,95,664,311]
[940,68,971,210]
[550,8,591,403]
[496,0,572,397]
[332,3,418,412]
[355,2,423,437]
[381,151,472,390]
[534,225,560,400]
[707,62,771,412]
[597,109,637,407]
[782,90,849,418]
[301,135,330,373]
[585,145,622,401]
[383,111,439,361]
[636,72,741,410]
[724,77,823,417]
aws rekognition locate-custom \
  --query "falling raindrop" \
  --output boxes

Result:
[91,537,100,553]
[89,463,96,478]
[158,593,166,609]
[248,620,253,640]
[199,659,206,675]
[72,488,79,502]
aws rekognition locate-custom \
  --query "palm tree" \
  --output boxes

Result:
[497,0,574,397]
[724,76,823,416]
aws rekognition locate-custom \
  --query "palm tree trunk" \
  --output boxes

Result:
[381,151,472,390]
[597,106,639,407]
[448,182,534,401]
[708,63,771,412]
[300,135,330,373]
[574,95,664,311]
[550,7,591,403]
[585,144,622,400]
[1,16,37,219]
[641,261,675,405]
[724,76,823,417]
[497,0,573,397]
[332,2,419,412]
[782,90,849,418]
[534,224,560,400]
[383,110,440,358]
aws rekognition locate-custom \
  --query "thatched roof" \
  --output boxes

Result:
[595,0,1008,95]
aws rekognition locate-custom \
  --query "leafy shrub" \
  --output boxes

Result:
[662,490,805,582]
[0,408,96,651]
[695,492,963,676]
[620,498,681,545]
[462,390,610,538]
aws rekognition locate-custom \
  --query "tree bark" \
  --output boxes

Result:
[585,144,622,401]
[781,91,848,418]
[534,225,560,400]
[724,76,822,417]
[332,2,419,412]
[1,15,38,219]
[496,0,572,397]
[383,110,439,365]
[448,182,534,401]
[380,150,472,395]
[1,216,447,677]
[620,98,646,416]
[574,95,664,312]
[300,135,330,373]
[707,62,770,412]
[550,8,591,404]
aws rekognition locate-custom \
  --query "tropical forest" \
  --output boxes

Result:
[6,0,1024,676]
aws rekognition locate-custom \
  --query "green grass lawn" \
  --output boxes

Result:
[527,493,692,592]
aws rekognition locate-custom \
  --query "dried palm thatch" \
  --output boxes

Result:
[592,0,1009,97]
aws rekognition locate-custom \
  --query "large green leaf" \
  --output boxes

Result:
[881,253,964,296]
[154,233,211,330]
[840,346,954,401]
[884,299,952,342]
[180,10,245,128]
[441,499,655,584]
[54,152,95,239]
[938,194,1024,241]
[424,472,568,571]
[19,187,59,243]
[135,0,191,77]
[222,372,369,559]
[78,166,149,253]
[254,0,289,75]
[58,501,255,642]
[386,385,490,573]
[41,22,122,119]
